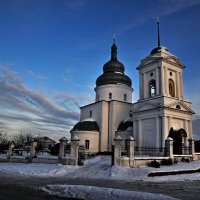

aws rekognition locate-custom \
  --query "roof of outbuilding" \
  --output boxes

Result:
[72,121,100,132]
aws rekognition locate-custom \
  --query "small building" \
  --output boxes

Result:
[36,136,56,149]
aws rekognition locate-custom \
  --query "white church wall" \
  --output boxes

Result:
[108,101,132,151]
[80,101,109,152]
[164,97,192,110]
[81,103,101,122]
[165,109,193,140]
[141,118,157,147]
[71,131,99,153]
[133,112,161,148]
[95,84,133,103]
[100,102,109,152]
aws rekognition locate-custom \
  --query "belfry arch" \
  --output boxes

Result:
[169,79,175,97]
[149,79,156,97]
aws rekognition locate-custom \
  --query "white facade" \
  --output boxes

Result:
[70,43,194,154]
[95,84,133,103]
[134,46,194,150]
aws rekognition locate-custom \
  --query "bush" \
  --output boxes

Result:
[181,157,190,163]
[161,158,173,165]
[149,160,160,168]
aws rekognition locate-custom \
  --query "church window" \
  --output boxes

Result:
[109,93,112,99]
[124,94,127,101]
[150,72,153,77]
[97,94,100,101]
[149,79,156,97]
[85,140,90,150]
[170,71,173,76]
[90,110,92,118]
[169,79,175,97]
[130,110,133,117]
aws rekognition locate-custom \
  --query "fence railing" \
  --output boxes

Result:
[134,146,165,157]
[178,147,190,155]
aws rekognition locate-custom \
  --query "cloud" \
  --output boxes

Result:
[160,0,200,16]
[61,0,87,10]
[54,92,94,108]
[0,66,81,140]
[27,70,47,80]
[111,0,200,38]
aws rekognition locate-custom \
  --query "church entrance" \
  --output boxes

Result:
[168,128,187,155]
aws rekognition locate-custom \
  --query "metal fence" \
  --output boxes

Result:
[179,147,190,155]
[134,146,165,157]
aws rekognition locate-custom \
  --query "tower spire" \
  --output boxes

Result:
[113,33,116,44]
[157,16,161,47]
[111,34,117,60]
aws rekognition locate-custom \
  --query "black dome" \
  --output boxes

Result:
[72,121,100,132]
[96,72,132,87]
[150,46,169,55]
[96,43,132,87]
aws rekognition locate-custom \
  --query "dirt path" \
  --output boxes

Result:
[0,174,200,200]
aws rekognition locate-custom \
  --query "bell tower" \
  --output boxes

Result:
[133,18,194,150]
[137,17,185,101]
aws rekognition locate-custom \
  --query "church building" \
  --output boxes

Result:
[70,20,195,154]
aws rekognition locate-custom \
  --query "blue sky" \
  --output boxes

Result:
[0,0,200,141]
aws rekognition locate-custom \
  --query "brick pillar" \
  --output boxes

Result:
[165,137,174,159]
[113,135,122,166]
[126,136,135,167]
[188,138,196,160]
[59,137,68,162]
[7,142,15,159]
[70,136,80,165]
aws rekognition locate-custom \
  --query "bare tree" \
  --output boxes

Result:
[0,131,8,144]
[12,131,40,146]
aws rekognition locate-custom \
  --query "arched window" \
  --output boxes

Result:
[149,79,156,97]
[124,94,127,101]
[169,79,175,97]
[89,110,92,118]
[176,105,181,109]
[109,93,112,99]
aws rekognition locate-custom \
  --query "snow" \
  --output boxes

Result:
[0,155,200,182]
[37,155,58,160]
[41,184,178,200]
[0,154,7,159]
[82,118,95,122]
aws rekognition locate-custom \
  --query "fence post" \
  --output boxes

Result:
[7,141,15,159]
[59,137,67,163]
[188,138,196,160]
[165,137,174,159]
[113,135,122,166]
[70,135,80,165]
[29,139,37,162]
[126,136,135,167]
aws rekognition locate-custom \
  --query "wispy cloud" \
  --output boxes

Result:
[112,0,200,37]
[27,70,47,80]
[0,65,83,140]
[61,0,87,10]
[160,0,200,16]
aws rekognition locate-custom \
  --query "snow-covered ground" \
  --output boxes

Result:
[41,184,178,200]
[0,155,200,182]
